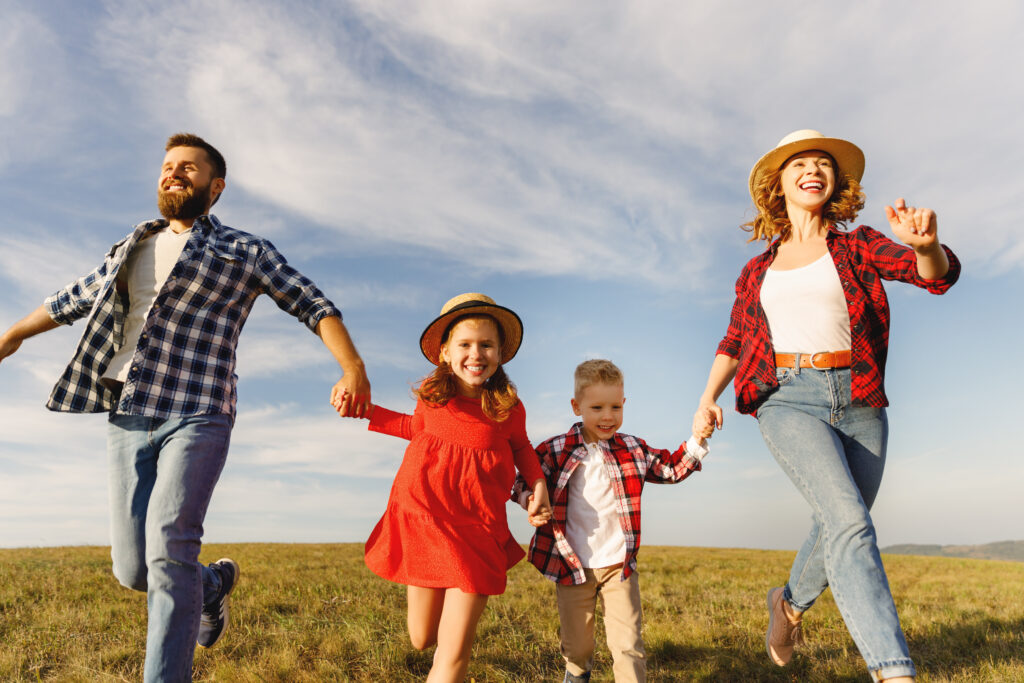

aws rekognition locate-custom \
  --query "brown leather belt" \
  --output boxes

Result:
[775,350,851,369]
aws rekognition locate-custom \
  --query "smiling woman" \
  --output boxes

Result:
[692,129,960,683]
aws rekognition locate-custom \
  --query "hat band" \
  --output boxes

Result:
[444,300,494,315]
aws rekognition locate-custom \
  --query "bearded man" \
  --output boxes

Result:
[0,133,371,682]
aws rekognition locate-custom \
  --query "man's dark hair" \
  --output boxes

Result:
[165,133,227,180]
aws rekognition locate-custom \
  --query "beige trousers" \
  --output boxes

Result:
[556,565,645,683]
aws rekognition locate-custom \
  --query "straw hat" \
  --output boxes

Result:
[748,129,865,201]
[419,293,523,365]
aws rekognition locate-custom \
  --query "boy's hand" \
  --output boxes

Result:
[694,407,716,440]
[527,479,552,527]
[693,400,722,437]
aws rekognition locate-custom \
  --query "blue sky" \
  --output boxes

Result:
[1,1,1020,551]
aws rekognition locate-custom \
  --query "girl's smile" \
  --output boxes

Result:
[440,317,502,398]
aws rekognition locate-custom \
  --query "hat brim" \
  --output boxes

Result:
[419,301,523,365]
[748,136,864,201]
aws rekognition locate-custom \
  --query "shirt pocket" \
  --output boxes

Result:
[180,243,256,303]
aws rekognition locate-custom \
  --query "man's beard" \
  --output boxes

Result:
[158,180,213,221]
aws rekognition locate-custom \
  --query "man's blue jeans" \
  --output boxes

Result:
[107,413,232,683]
[757,367,915,681]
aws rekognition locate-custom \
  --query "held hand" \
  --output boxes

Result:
[693,399,723,436]
[694,407,717,441]
[885,198,939,251]
[527,480,552,527]
[330,369,373,419]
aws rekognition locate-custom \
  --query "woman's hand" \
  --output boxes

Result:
[885,197,950,279]
[885,198,938,250]
[694,398,723,436]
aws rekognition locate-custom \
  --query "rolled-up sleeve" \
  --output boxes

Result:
[716,262,753,359]
[860,226,961,294]
[255,239,341,332]
[44,263,108,326]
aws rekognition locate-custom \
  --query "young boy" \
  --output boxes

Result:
[513,359,714,683]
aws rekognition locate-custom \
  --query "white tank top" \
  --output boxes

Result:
[760,252,851,353]
[102,227,192,384]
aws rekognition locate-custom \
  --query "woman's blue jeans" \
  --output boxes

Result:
[107,413,232,683]
[756,367,915,681]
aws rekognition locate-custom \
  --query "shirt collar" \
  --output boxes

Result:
[566,422,624,451]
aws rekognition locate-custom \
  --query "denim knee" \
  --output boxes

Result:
[112,555,148,591]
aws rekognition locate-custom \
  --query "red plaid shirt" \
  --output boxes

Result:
[718,225,960,415]
[512,423,701,585]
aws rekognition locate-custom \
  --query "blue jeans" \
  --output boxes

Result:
[107,413,232,683]
[757,367,915,681]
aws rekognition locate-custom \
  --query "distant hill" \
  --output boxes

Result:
[882,540,1024,562]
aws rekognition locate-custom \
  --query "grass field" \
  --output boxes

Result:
[1,544,1022,682]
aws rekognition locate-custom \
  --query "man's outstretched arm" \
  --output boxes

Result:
[0,306,61,363]
[316,315,372,418]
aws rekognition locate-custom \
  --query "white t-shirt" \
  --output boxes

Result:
[760,252,852,353]
[102,227,192,384]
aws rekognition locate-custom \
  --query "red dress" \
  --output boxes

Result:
[364,396,544,595]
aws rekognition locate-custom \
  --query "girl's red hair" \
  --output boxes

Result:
[413,314,520,422]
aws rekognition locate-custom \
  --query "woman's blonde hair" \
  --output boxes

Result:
[413,314,519,422]
[743,160,865,243]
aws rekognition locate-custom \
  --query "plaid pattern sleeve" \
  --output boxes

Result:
[526,425,703,585]
[719,226,961,415]
[45,260,111,326]
[716,251,777,414]
[45,215,342,418]
[640,438,702,484]
[254,238,341,332]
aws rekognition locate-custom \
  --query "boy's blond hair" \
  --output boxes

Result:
[574,359,624,399]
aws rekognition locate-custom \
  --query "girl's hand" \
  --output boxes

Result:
[885,198,939,251]
[330,368,372,418]
[332,387,374,420]
[527,479,552,527]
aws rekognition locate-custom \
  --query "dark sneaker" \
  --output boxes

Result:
[564,671,592,683]
[198,558,239,648]
[766,587,804,666]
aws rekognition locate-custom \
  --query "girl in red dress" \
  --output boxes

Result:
[336,292,551,683]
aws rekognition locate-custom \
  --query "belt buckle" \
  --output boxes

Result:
[809,352,830,370]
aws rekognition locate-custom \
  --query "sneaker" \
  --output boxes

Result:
[198,558,239,649]
[563,671,592,683]
[766,587,803,666]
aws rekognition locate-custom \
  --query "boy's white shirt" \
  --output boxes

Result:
[566,441,628,568]
[520,433,710,565]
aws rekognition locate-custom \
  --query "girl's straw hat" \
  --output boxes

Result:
[419,293,524,365]
[748,129,865,201]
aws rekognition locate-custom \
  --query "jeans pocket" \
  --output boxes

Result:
[776,367,796,386]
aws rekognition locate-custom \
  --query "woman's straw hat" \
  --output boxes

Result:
[419,293,523,365]
[749,129,865,200]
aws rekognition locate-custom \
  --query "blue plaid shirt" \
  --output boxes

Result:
[44,214,341,419]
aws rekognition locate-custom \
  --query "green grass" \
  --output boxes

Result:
[1,544,1022,681]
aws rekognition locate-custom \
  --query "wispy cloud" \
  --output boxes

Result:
[0,5,76,169]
